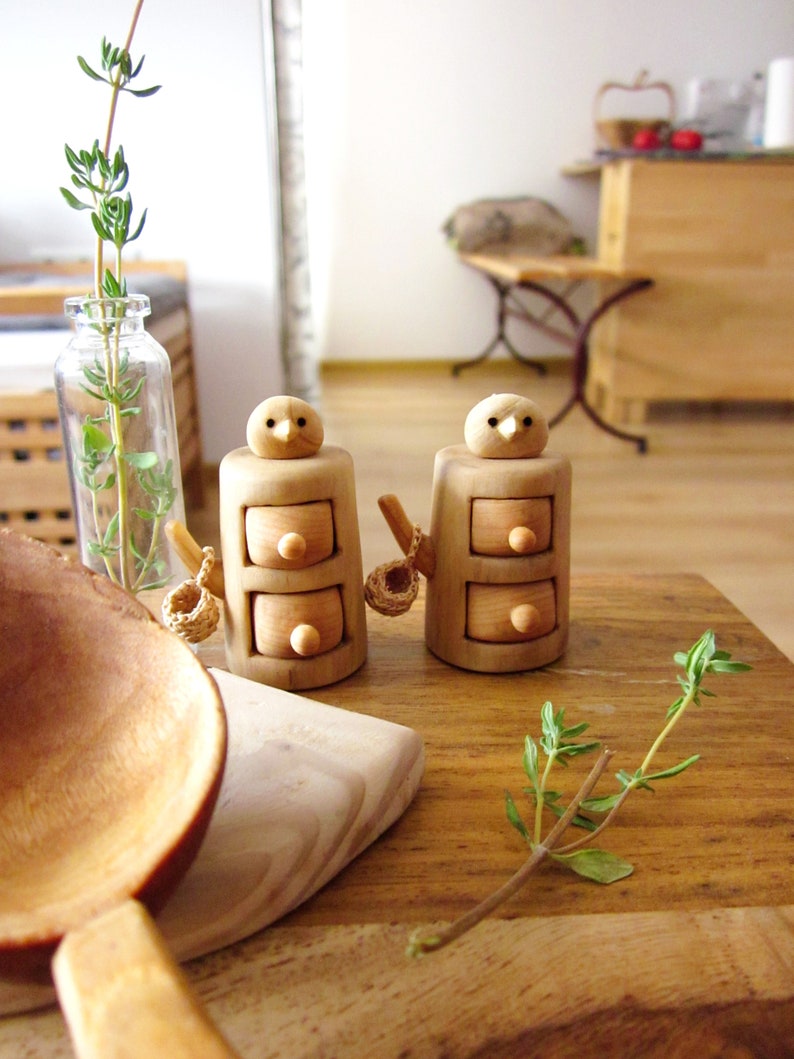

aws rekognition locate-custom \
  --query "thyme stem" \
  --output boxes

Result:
[555,680,700,856]
[407,632,751,958]
[95,0,145,296]
[638,682,696,777]
[533,746,559,845]
[408,749,614,956]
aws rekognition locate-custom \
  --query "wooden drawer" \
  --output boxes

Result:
[470,497,551,555]
[466,580,556,643]
[245,501,334,568]
[252,586,344,658]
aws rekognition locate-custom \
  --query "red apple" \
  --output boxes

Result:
[670,128,704,152]
[632,127,662,151]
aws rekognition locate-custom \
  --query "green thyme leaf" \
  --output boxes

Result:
[124,451,158,470]
[522,734,539,784]
[129,84,162,98]
[77,55,107,82]
[641,755,700,783]
[709,659,753,674]
[551,848,634,884]
[579,792,622,814]
[82,422,113,452]
[505,791,531,842]
[103,511,120,547]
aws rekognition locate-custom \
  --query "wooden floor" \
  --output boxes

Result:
[189,360,794,662]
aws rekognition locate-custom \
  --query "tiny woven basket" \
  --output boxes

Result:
[364,524,423,617]
[162,546,220,644]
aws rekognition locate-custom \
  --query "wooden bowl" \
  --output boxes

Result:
[0,530,227,981]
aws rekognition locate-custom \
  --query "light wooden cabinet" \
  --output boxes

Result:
[587,158,794,423]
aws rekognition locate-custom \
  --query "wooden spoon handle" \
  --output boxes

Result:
[52,900,240,1059]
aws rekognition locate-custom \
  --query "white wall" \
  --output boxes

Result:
[303,0,794,363]
[0,0,283,462]
[4,0,794,447]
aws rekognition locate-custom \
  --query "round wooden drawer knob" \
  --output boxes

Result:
[508,526,537,554]
[510,603,539,635]
[289,623,322,656]
[278,532,307,562]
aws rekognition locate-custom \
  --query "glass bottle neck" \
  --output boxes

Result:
[65,295,152,334]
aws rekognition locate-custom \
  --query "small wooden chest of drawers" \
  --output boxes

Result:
[425,444,571,672]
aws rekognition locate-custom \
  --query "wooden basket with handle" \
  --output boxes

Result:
[594,69,676,149]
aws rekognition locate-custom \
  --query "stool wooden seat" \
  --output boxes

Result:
[456,251,653,451]
[460,251,644,283]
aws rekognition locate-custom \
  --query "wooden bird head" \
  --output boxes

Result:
[464,393,549,458]
[246,396,324,459]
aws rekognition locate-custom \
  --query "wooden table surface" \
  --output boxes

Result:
[3,573,793,1057]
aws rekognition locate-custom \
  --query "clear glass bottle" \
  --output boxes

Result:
[55,295,186,595]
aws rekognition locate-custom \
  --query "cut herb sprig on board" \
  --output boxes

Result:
[407,630,751,957]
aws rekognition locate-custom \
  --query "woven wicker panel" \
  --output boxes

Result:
[0,392,77,552]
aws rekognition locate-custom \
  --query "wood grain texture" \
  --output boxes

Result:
[260,575,794,929]
[0,668,424,1017]
[191,578,794,928]
[191,576,794,931]
[186,906,794,1058]
[2,573,793,1056]
[7,910,794,1057]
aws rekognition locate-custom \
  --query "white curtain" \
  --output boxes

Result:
[264,0,318,401]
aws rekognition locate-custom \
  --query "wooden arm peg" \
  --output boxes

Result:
[278,531,307,562]
[165,521,226,600]
[290,623,322,657]
[510,603,540,635]
[376,494,436,578]
[508,525,538,554]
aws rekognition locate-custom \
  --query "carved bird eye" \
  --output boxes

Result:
[266,418,276,428]
[488,417,499,428]
[297,417,307,427]
[523,416,533,426]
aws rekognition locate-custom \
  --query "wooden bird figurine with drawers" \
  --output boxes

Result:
[371,393,571,673]
[219,395,367,690]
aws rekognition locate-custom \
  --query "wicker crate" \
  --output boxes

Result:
[0,390,77,552]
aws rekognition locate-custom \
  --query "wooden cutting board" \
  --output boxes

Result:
[0,669,424,1016]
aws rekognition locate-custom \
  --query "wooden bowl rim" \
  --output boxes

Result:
[0,530,227,965]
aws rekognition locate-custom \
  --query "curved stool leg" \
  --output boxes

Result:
[453,277,547,376]
[547,278,653,453]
